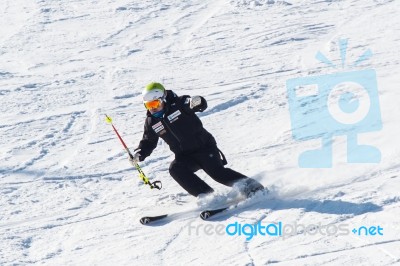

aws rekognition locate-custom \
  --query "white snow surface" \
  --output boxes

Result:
[1,0,400,265]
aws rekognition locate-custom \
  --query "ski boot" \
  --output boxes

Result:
[241,178,266,198]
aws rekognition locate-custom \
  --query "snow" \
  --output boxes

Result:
[1,0,400,265]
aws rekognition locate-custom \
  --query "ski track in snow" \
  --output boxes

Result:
[1,0,400,265]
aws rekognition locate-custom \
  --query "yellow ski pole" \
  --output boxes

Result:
[105,114,162,190]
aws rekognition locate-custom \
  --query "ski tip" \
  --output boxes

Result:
[140,217,151,225]
[200,211,211,220]
[139,214,168,225]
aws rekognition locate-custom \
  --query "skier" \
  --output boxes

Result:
[130,82,264,197]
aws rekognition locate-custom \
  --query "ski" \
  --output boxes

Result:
[199,207,230,220]
[141,203,236,224]
[139,207,200,225]
[140,214,168,225]
[141,188,269,224]
[199,199,249,220]
[141,205,231,224]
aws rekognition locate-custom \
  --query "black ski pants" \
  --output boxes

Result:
[169,146,246,196]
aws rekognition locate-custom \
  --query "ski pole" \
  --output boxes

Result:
[105,114,162,190]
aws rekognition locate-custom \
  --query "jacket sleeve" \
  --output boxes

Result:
[181,95,208,114]
[136,118,159,161]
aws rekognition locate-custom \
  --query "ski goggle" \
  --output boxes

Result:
[144,99,163,110]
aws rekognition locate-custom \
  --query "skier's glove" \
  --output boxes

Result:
[189,96,202,109]
[129,149,141,166]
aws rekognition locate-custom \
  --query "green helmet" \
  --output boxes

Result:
[142,82,166,102]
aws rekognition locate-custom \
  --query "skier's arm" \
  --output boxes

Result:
[136,120,159,161]
[181,95,207,113]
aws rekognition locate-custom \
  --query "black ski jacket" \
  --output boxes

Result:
[136,90,217,160]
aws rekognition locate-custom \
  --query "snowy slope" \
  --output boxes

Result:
[1,0,400,265]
